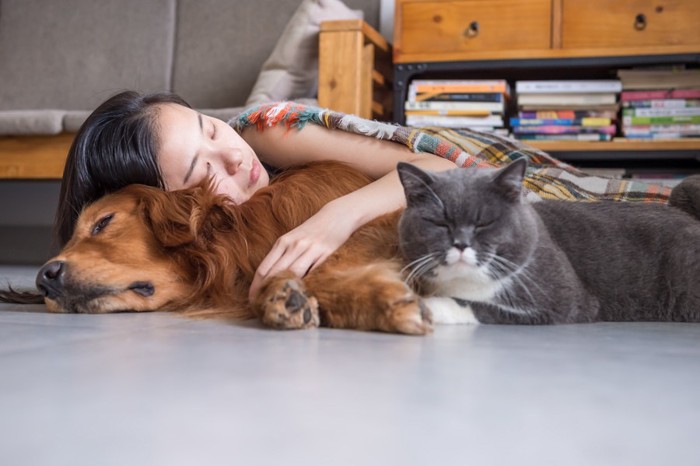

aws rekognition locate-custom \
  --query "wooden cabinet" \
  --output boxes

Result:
[392,0,700,162]
[398,0,551,55]
[561,0,700,49]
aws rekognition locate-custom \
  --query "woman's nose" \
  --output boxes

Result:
[220,149,242,175]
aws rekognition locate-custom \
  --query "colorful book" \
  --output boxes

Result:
[409,80,510,97]
[516,80,622,94]
[623,99,700,109]
[406,114,503,128]
[518,110,618,119]
[623,132,700,139]
[510,117,612,127]
[516,133,613,141]
[622,107,700,118]
[517,93,617,106]
[405,100,504,113]
[405,109,493,117]
[519,104,620,112]
[624,124,700,134]
[414,92,505,103]
[620,89,700,101]
[622,115,700,125]
[513,125,616,135]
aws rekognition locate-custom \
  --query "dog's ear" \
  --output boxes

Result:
[140,186,235,248]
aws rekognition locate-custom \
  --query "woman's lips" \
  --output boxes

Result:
[248,160,261,187]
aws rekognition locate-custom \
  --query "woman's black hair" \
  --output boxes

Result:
[54,90,191,247]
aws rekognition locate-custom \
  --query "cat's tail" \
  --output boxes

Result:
[669,175,700,221]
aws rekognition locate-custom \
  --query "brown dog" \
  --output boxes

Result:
[27,162,431,335]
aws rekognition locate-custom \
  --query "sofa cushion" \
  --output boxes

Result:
[0,0,176,111]
[245,0,362,106]
[0,111,65,136]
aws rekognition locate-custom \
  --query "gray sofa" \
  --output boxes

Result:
[0,0,380,136]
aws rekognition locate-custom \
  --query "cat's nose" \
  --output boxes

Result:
[453,240,469,251]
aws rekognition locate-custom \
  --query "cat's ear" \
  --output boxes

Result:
[397,162,439,206]
[492,158,527,202]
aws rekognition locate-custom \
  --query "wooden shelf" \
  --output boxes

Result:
[0,133,73,179]
[527,139,700,152]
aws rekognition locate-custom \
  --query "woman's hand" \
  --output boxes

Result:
[248,200,357,301]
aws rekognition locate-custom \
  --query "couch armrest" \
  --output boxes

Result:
[318,19,393,121]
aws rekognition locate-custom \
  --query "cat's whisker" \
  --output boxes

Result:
[403,252,440,286]
[406,259,439,286]
[487,253,541,307]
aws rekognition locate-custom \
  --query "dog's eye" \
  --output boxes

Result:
[92,214,114,236]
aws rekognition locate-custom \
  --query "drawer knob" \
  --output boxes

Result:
[634,13,647,31]
[463,21,479,38]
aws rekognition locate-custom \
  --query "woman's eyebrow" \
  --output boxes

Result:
[183,114,204,184]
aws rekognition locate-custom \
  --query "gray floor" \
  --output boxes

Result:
[1,265,699,466]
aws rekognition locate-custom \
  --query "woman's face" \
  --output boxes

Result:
[156,103,269,204]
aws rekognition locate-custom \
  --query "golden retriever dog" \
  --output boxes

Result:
[11,162,431,335]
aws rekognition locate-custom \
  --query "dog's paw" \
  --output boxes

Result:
[260,279,319,330]
[381,286,433,335]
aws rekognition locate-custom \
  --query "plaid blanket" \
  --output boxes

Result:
[231,102,670,204]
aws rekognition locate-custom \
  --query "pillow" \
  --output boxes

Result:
[245,0,362,106]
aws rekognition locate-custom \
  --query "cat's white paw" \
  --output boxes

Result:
[423,296,479,325]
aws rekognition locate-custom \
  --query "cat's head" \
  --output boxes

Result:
[397,159,538,287]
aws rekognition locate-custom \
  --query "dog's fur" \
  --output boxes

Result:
[18,162,432,334]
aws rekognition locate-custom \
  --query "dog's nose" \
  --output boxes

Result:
[36,260,66,299]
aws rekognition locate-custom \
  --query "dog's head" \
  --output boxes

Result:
[38,184,241,314]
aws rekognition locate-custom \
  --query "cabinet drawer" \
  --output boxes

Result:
[562,0,700,49]
[397,0,551,56]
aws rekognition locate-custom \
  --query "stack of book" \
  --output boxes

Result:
[404,79,509,133]
[618,69,700,139]
[511,80,621,141]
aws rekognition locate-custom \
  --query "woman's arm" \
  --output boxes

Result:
[241,124,458,298]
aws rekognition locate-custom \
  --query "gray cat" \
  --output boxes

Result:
[397,159,700,325]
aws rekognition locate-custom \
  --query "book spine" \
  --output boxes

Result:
[620,89,700,101]
[623,115,700,125]
[405,101,504,113]
[406,115,503,127]
[405,109,493,117]
[411,81,510,95]
[513,125,616,135]
[516,80,622,94]
[510,118,612,126]
[415,92,504,103]
[518,110,617,119]
[623,99,700,109]
[624,124,700,134]
[622,107,700,118]
[518,94,617,105]
[516,133,612,141]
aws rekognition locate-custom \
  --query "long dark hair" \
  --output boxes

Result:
[54,91,191,247]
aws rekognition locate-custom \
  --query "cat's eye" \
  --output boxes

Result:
[91,214,114,236]
[431,219,450,229]
[476,220,495,230]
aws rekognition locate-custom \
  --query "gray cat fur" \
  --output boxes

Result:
[397,159,700,324]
